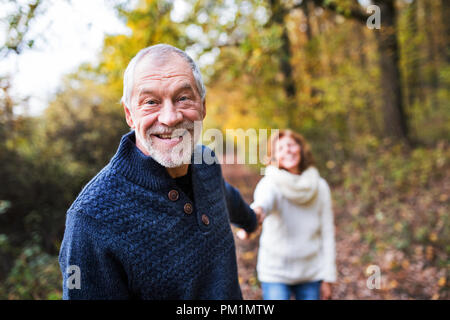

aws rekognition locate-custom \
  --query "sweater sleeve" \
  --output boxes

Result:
[59,212,131,299]
[319,180,337,283]
[250,177,277,215]
[222,179,257,233]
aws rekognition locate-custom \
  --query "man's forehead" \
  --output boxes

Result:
[135,52,192,76]
[136,80,194,95]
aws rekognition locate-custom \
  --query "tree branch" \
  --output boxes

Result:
[290,0,370,24]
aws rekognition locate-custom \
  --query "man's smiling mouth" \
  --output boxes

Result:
[154,134,179,139]
[150,130,190,143]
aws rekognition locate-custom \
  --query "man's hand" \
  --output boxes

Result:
[236,228,249,240]
[320,281,332,300]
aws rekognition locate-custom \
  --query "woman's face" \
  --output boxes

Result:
[273,135,301,174]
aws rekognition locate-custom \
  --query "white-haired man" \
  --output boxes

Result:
[59,44,258,299]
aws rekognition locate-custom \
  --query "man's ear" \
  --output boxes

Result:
[202,99,206,119]
[123,102,135,129]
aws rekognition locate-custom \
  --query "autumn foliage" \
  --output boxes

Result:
[0,0,448,299]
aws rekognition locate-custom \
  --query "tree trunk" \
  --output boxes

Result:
[440,0,450,64]
[423,0,440,109]
[303,1,314,41]
[373,0,409,143]
[405,0,422,109]
[269,0,297,128]
[310,0,410,143]
[303,1,325,98]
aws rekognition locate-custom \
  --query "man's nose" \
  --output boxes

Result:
[157,99,183,127]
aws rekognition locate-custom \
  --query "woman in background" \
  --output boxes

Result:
[238,129,337,300]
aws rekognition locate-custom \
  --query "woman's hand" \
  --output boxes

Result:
[254,206,266,225]
[320,282,332,300]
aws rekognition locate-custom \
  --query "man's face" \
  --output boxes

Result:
[124,53,206,167]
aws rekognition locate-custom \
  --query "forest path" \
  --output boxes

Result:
[221,161,449,300]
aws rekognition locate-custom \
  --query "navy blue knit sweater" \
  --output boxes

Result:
[58,131,257,300]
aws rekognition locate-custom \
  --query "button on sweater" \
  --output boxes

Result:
[59,131,257,299]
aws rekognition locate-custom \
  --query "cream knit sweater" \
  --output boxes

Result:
[250,166,337,284]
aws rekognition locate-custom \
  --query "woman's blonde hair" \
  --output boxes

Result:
[266,129,315,173]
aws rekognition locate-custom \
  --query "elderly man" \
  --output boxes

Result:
[59,44,258,299]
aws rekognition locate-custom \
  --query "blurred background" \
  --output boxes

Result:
[0,0,448,299]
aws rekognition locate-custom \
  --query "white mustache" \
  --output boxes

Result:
[146,122,194,136]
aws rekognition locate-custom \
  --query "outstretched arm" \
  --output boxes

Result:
[222,179,258,234]
[236,176,276,240]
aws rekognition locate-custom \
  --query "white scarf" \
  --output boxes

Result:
[264,165,320,205]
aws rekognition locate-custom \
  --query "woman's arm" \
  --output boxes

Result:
[250,176,277,215]
[235,177,277,240]
[319,180,337,284]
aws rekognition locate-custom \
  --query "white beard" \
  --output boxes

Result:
[137,121,202,168]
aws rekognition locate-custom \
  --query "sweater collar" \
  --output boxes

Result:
[110,130,206,191]
[265,165,320,205]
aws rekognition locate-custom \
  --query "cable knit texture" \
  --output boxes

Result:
[251,166,337,284]
[264,165,320,205]
[59,131,257,300]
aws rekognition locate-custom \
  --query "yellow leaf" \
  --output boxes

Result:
[249,276,258,286]
[389,280,398,289]
[429,232,438,242]
[438,277,446,287]
[326,160,335,169]
[389,261,398,270]
[401,260,410,269]
[394,222,403,232]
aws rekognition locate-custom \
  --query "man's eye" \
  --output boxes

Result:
[179,96,188,101]
[144,100,156,105]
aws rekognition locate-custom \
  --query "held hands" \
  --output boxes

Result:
[236,207,266,240]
